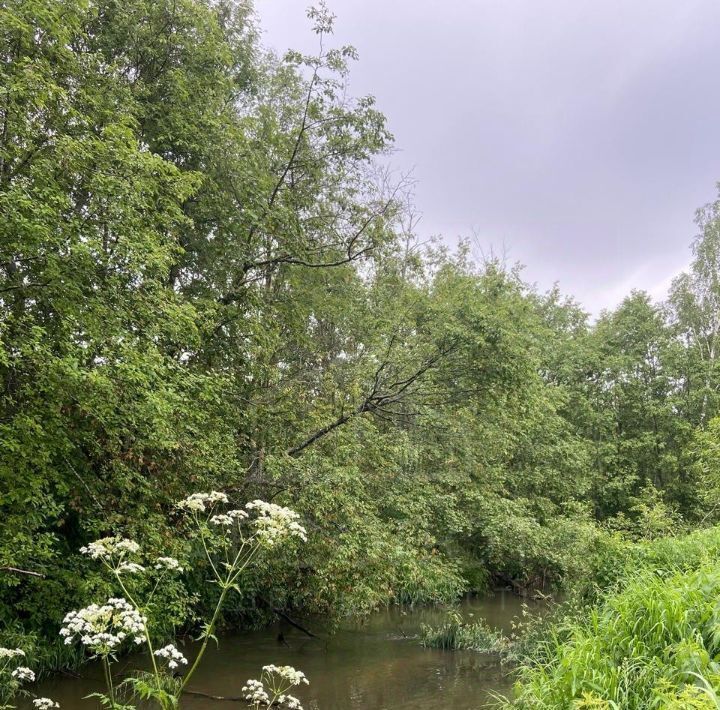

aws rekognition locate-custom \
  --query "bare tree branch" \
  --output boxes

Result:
[0,566,45,578]
[286,339,456,457]
[219,189,399,306]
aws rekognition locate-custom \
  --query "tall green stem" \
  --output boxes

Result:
[179,522,261,696]
[113,571,160,679]
[179,584,229,692]
[102,656,116,708]
[180,541,258,692]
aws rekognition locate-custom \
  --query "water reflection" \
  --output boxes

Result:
[30,592,530,710]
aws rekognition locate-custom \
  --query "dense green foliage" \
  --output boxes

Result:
[510,528,720,708]
[3,2,720,700]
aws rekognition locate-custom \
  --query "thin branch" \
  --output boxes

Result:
[0,281,50,294]
[287,339,456,457]
[218,191,396,305]
[0,566,45,578]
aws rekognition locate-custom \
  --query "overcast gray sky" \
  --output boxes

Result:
[257,0,720,314]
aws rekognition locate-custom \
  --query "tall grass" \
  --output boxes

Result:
[572,526,720,604]
[510,560,720,708]
[420,611,507,652]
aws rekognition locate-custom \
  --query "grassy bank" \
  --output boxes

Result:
[507,527,720,708]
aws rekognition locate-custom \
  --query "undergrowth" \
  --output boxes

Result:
[508,535,720,708]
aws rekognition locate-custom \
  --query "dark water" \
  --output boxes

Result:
[31,592,530,710]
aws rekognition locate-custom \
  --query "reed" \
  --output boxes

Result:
[420,611,507,653]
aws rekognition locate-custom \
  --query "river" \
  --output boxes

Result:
[30,592,532,709]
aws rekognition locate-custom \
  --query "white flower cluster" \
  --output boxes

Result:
[262,665,309,687]
[0,647,24,659]
[153,644,188,670]
[154,556,182,572]
[60,597,147,653]
[177,491,228,513]
[116,561,145,575]
[242,664,308,709]
[241,680,304,709]
[33,699,59,709]
[242,678,270,705]
[210,509,248,527]
[79,537,140,560]
[11,666,35,682]
[177,493,306,547]
[246,501,307,546]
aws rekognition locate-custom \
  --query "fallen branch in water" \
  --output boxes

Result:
[258,596,320,639]
[183,689,244,702]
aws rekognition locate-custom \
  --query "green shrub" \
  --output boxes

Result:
[571,526,720,604]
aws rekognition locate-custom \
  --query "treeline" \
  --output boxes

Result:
[2,0,720,659]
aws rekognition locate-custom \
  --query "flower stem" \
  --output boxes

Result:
[180,584,229,692]
[113,571,161,680]
[102,656,115,708]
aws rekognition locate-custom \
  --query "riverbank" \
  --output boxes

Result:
[506,527,720,708]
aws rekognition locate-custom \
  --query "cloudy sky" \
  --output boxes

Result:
[257,0,720,314]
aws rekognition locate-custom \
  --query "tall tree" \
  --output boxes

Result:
[669,190,720,425]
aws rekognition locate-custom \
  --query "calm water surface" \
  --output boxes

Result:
[32,592,532,710]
